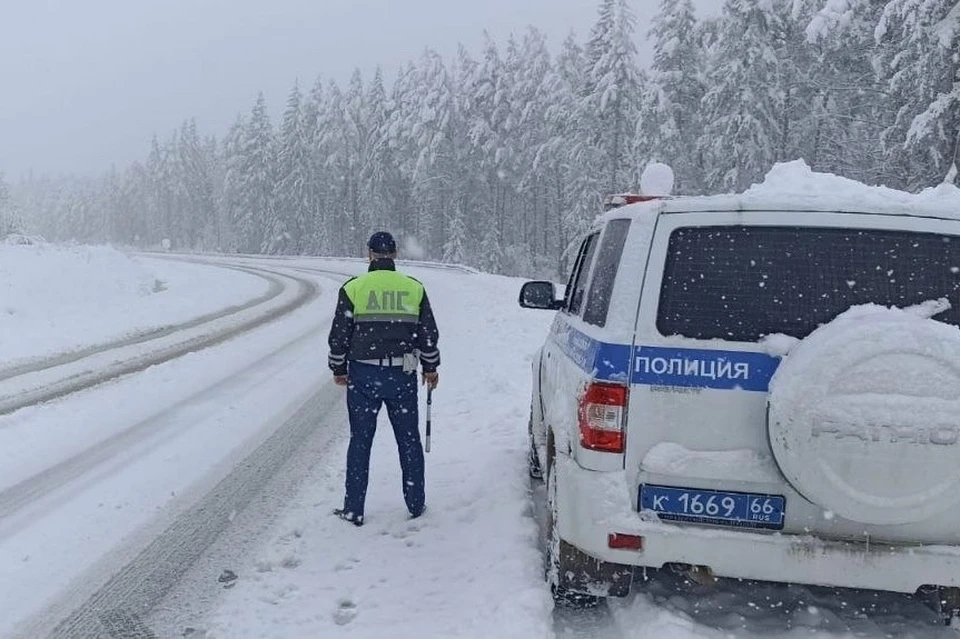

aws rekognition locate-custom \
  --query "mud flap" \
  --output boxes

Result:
[918,586,960,626]
[528,437,543,480]
[557,539,634,598]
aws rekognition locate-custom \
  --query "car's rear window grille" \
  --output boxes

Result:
[657,225,960,341]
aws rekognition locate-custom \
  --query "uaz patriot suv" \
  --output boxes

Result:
[519,161,960,623]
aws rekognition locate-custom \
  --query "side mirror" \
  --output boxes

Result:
[519,281,563,310]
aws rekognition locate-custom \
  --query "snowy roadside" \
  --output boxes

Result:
[175,259,958,639]
[0,256,343,637]
[193,265,557,638]
[5,248,952,638]
[0,243,269,366]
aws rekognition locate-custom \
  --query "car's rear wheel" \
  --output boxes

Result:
[545,451,601,608]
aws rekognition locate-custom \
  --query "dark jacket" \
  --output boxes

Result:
[327,258,440,376]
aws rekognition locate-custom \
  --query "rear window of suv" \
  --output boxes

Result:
[657,225,960,341]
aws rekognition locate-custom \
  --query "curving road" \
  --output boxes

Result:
[1,257,360,638]
[0,262,329,417]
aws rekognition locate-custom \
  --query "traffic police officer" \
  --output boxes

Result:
[328,231,440,526]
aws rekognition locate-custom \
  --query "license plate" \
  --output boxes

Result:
[639,484,785,530]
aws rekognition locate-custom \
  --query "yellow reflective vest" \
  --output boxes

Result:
[344,269,425,324]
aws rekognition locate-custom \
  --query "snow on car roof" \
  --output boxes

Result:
[615,160,960,220]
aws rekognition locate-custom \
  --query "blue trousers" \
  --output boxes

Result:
[343,362,425,518]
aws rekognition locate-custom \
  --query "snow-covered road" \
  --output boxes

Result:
[0,263,317,416]
[1,250,352,637]
[0,245,955,638]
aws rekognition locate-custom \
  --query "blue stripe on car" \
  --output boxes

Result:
[550,317,781,392]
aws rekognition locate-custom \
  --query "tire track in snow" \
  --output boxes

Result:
[0,263,317,416]
[43,383,345,639]
[0,265,278,384]
[0,266,355,531]
[9,259,461,637]
[5,261,355,638]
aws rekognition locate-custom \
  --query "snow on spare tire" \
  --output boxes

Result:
[768,300,960,526]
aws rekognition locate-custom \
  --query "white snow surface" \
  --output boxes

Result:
[758,333,801,357]
[642,442,782,485]
[200,266,555,639]
[805,0,854,42]
[661,160,960,219]
[0,247,957,638]
[770,301,960,403]
[640,161,675,196]
[0,243,269,365]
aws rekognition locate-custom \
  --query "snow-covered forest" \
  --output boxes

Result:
[6,0,959,277]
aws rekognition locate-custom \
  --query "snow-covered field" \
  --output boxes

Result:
[0,240,956,638]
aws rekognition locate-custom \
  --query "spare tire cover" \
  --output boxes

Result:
[768,307,960,525]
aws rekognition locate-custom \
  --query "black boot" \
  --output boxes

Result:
[409,505,426,520]
[333,508,364,527]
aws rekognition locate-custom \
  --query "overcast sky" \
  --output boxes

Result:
[0,0,717,178]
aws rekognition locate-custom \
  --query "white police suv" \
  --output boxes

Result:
[519,161,960,621]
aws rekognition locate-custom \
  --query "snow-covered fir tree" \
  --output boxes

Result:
[237,93,277,254]
[0,172,15,236]
[700,0,793,192]
[875,0,960,188]
[12,0,958,279]
[585,0,643,192]
[645,0,706,194]
[275,83,311,254]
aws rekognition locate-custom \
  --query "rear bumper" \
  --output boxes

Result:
[555,456,960,594]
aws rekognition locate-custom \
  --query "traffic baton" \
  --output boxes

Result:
[425,386,432,453]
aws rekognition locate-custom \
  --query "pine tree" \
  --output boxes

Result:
[382,63,419,243]
[343,69,371,248]
[539,33,595,272]
[699,0,792,192]
[795,0,888,183]
[510,28,555,257]
[361,66,392,233]
[646,0,706,194]
[276,82,310,253]
[177,119,216,248]
[221,115,246,252]
[0,172,12,236]
[237,93,277,253]
[462,35,509,267]
[390,49,455,254]
[585,0,642,191]
[876,0,960,188]
[442,204,467,263]
[303,76,328,254]
[318,79,351,252]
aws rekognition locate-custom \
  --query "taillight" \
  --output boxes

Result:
[578,381,628,453]
[608,533,644,550]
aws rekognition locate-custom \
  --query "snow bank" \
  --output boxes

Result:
[743,160,960,219]
[642,442,782,485]
[663,160,960,219]
[747,160,960,212]
[0,243,269,365]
